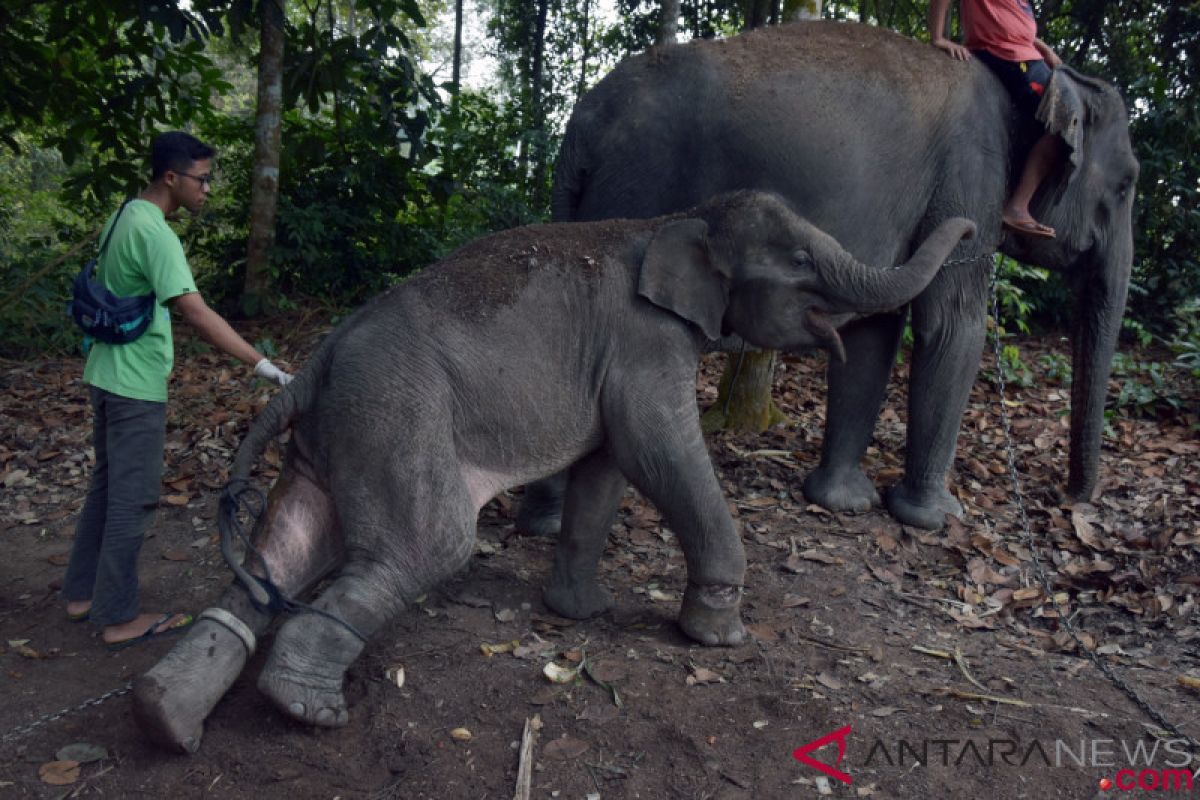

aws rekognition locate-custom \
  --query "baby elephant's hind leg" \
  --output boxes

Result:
[258,480,477,727]
[543,450,627,619]
[134,468,339,752]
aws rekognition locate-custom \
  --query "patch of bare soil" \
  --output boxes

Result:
[1,327,1198,799]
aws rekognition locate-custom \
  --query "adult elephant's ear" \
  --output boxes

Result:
[637,218,729,340]
[1037,67,1089,186]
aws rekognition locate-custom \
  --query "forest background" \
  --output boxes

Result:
[0,0,1196,421]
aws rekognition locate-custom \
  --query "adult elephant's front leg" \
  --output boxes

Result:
[887,267,989,529]
[803,312,905,512]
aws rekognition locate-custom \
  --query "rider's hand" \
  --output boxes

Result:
[932,38,972,61]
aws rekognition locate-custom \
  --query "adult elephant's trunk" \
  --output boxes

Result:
[1066,237,1132,501]
[819,218,977,313]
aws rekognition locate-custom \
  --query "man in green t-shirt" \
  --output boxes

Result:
[64,131,293,650]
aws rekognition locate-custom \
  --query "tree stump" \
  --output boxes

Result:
[701,349,789,434]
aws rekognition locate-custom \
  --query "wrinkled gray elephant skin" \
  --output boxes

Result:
[132,191,974,752]
[516,21,1138,534]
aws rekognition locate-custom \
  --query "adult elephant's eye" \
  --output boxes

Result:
[792,250,814,269]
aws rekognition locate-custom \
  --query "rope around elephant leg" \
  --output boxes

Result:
[987,257,1197,754]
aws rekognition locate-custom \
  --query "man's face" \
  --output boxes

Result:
[168,157,212,214]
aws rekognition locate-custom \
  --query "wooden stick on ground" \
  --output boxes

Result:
[513,715,541,800]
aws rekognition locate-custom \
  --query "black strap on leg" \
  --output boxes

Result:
[219,479,368,643]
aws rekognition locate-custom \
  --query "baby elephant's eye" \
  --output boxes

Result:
[792,249,814,269]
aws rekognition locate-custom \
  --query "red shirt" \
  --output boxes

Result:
[962,0,1042,62]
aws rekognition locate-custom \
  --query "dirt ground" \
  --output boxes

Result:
[1,330,1198,799]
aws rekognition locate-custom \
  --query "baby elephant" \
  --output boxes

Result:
[133,190,974,752]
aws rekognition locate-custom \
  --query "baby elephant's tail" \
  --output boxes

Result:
[218,334,334,608]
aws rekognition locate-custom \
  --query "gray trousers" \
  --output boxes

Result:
[63,386,166,626]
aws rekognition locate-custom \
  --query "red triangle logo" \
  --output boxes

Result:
[792,725,853,785]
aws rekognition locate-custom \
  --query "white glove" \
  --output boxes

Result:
[254,358,293,387]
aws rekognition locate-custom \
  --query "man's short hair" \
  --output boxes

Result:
[150,131,215,180]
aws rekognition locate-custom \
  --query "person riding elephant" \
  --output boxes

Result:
[514,20,1138,535]
[930,0,1064,239]
[131,191,975,752]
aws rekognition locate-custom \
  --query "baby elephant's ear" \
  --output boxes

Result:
[637,218,728,340]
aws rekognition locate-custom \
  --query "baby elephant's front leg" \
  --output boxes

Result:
[612,411,748,647]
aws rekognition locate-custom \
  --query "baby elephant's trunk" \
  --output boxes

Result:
[820,218,978,313]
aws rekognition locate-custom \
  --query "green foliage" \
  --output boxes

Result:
[0,1,234,208]
[0,139,93,357]
[1168,299,1200,379]
[1037,351,1072,384]
[1107,353,1188,419]
[992,256,1051,335]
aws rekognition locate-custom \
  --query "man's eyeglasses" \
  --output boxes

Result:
[177,172,213,187]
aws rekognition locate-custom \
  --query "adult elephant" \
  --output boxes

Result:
[517,20,1137,532]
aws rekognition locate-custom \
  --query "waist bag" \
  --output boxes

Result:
[68,199,155,345]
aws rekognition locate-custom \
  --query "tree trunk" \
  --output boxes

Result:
[241,0,285,318]
[527,0,550,206]
[576,0,591,100]
[783,0,822,21]
[702,350,789,434]
[657,0,681,45]
[743,0,773,29]
[452,0,463,96]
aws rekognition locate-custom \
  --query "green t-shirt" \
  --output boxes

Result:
[82,199,198,402]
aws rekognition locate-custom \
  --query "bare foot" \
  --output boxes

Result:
[66,600,92,620]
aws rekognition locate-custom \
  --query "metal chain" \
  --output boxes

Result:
[987,258,1198,751]
[0,682,133,745]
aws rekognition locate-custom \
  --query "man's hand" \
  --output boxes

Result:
[254,359,293,387]
[933,37,972,61]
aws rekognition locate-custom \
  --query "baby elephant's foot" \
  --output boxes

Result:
[543,579,613,620]
[258,667,349,727]
[257,614,361,727]
[679,584,746,646]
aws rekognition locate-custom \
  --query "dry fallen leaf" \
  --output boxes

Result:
[542,736,589,760]
[161,547,191,562]
[687,667,724,686]
[480,640,520,657]
[38,761,80,786]
[816,673,843,691]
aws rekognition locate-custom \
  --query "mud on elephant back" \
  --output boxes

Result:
[515,20,1139,534]
[131,190,975,754]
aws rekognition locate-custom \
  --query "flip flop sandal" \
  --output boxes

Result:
[106,612,194,651]
[66,609,90,623]
[1002,217,1056,240]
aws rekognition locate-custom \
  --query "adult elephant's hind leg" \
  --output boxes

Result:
[543,450,627,619]
[257,472,476,727]
[802,312,904,512]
